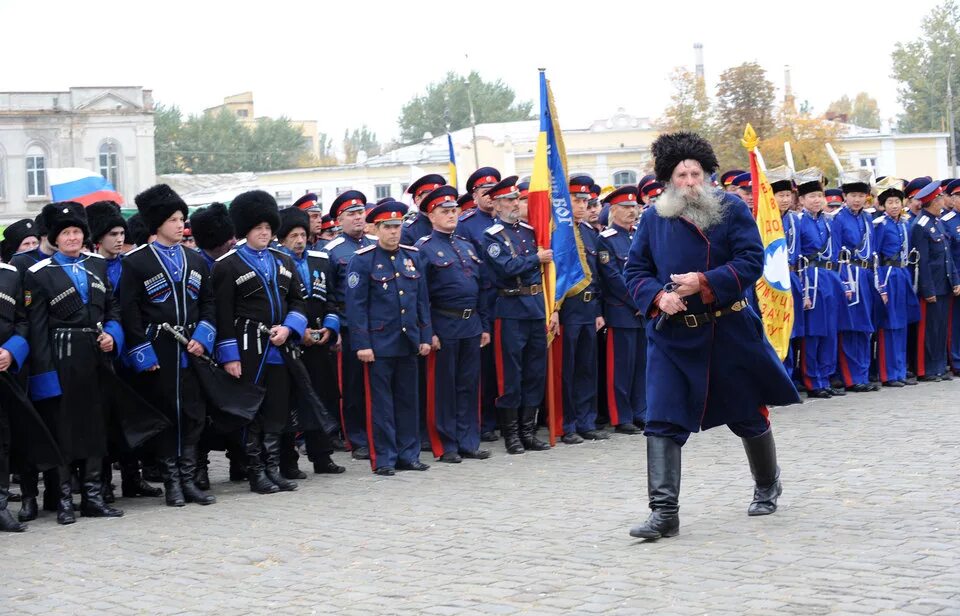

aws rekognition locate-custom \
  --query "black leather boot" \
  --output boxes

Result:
[160,457,185,507]
[742,429,782,516]
[120,459,163,498]
[36,469,59,512]
[179,448,216,506]
[629,436,681,539]
[312,453,345,474]
[519,407,550,451]
[280,432,306,480]
[79,458,124,518]
[17,469,39,521]
[56,467,76,525]
[0,477,26,532]
[496,408,524,455]
[246,426,279,494]
[18,496,38,522]
[101,458,116,504]
[194,449,211,490]
[263,433,298,491]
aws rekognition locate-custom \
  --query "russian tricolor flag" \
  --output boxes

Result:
[48,168,125,206]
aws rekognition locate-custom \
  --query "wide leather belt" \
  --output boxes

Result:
[579,291,594,303]
[850,259,872,269]
[498,284,542,297]
[434,307,474,320]
[882,259,906,267]
[806,260,835,270]
[668,299,748,328]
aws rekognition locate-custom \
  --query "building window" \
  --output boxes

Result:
[375,184,391,200]
[26,148,46,198]
[0,154,5,200]
[336,187,351,195]
[858,157,877,169]
[237,109,249,118]
[400,183,409,195]
[99,142,119,187]
[613,170,637,186]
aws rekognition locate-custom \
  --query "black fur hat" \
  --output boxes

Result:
[189,202,235,250]
[135,184,189,233]
[125,214,150,247]
[277,207,310,240]
[41,202,89,246]
[86,200,127,243]
[652,132,719,183]
[1,218,41,262]
[229,190,280,238]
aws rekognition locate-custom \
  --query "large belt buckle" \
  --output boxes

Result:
[732,300,745,312]
[826,262,834,271]
[683,314,698,328]
[461,308,473,319]
[530,284,542,295]
[583,291,593,302]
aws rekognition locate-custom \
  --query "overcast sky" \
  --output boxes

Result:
[1,0,944,142]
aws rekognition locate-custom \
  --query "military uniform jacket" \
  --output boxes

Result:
[401,212,433,246]
[293,249,340,334]
[416,230,487,339]
[483,219,546,321]
[10,248,51,279]
[596,224,643,329]
[941,210,960,271]
[873,215,920,330]
[212,245,308,383]
[320,233,376,327]
[911,211,959,298]
[456,208,497,297]
[798,210,851,335]
[0,263,30,372]
[559,221,602,325]
[345,244,433,357]
[116,243,217,372]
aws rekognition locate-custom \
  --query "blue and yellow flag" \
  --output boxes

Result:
[447,133,457,189]
[528,70,591,320]
[742,124,794,360]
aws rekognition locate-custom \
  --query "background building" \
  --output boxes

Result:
[0,86,156,221]
[205,92,322,161]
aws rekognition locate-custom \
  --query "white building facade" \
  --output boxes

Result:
[0,87,156,221]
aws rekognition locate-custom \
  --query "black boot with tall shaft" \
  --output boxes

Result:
[742,429,782,516]
[630,436,681,539]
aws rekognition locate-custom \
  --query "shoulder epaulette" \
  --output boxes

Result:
[872,216,886,225]
[942,211,956,222]
[918,216,930,228]
[125,244,150,255]
[365,234,378,241]
[403,218,415,226]
[85,251,105,259]
[323,236,345,251]
[356,245,376,255]
[307,250,328,259]
[216,249,237,262]
[0,263,17,273]
[415,236,433,247]
[519,221,535,231]
[484,223,504,236]
[28,258,51,273]
[459,209,477,221]
[400,244,419,252]
[600,227,618,238]
[235,238,247,247]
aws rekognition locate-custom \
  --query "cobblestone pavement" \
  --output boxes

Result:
[2,380,959,616]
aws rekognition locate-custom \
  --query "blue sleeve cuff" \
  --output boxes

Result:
[29,371,62,401]
[322,313,341,335]
[104,320,125,356]
[283,311,308,339]
[191,320,217,355]
[216,339,241,364]
[1,334,29,373]
[126,342,159,373]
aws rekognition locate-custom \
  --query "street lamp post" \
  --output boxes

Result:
[948,53,957,176]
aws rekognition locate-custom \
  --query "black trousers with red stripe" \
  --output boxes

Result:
[425,335,481,457]
[493,318,546,410]
[605,326,646,426]
[916,296,950,377]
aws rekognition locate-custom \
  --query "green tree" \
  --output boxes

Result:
[827,93,880,128]
[713,62,776,169]
[397,71,535,144]
[248,116,307,171]
[153,103,183,174]
[891,0,960,153]
[827,95,852,118]
[658,67,712,135]
[343,126,380,164]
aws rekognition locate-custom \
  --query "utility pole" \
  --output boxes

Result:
[464,54,480,169]
[948,53,957,176]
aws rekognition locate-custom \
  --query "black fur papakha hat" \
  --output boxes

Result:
[135,184,189,233]
[86,200,127,243]
[229,190,280,238]
[189,202,235,249]
[652,132,720,183]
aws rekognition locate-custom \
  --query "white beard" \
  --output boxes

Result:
[655,183,728,230]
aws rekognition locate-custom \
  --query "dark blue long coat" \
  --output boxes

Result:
[623,193,800,433]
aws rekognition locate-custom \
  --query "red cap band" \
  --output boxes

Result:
[611,192,638,205]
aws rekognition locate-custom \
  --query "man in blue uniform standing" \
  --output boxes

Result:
[910,181,960,381]
[346,200,433,475]
[940,179,960,375]
[416,185,491,462]
[834,171,879,392]
[624,132,799,539]
[321,190,376,460]
[557,175,608,444]
[456,168,503,443]
[483,176,553,454]
[597,186,646,434]
[401,174,447,245]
